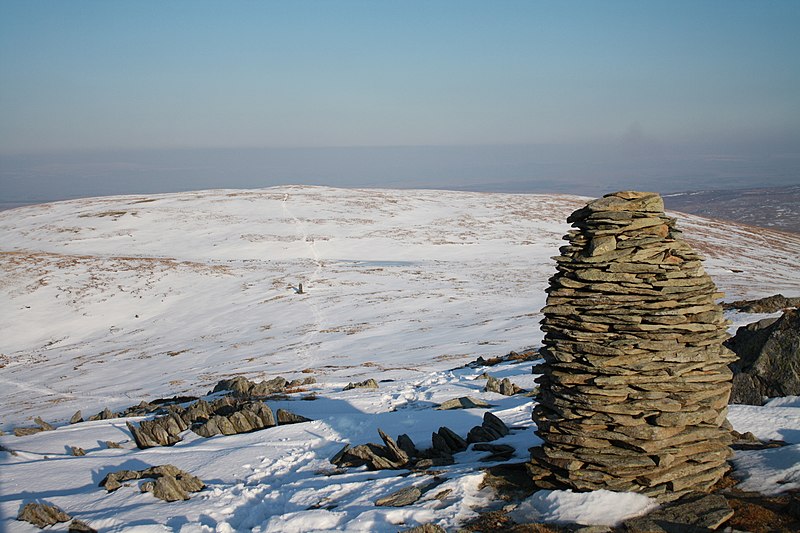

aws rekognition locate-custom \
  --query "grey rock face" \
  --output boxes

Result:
[17,502,71,528]
[531,191,735,502]
[727,309,800,404]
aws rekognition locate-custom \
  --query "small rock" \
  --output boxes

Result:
[437,426,468,453]
[102,464,204,501]
[150,475,190,502]
[88,407,115,421]
[68,519,98,532]
[1,444,18,456]
[99,469,142,491]
[375,486,422,507]
[484,376,522,396]
[276,409,312,424]
[467,425,497,443]
[70,446,85,456]
[70,411,83,424]
[104,440,122,449]
[330,444,351,465]
[17,502,71,528]
[378,429,410,465]
[343,378,379,391]
[34,417,54,431]
[13,427,42,437]
[397,434,419,458]
[483,412,510,437]
[473,443,515,461]
[436,396,491,410]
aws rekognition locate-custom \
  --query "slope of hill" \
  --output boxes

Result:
[1,186,799,531]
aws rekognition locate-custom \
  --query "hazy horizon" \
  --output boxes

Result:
[1,1,799,204]
[2,140,799,208]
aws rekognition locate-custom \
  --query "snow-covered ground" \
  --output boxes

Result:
[1,186,799,531]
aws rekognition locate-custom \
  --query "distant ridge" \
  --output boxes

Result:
[664,185,800,234]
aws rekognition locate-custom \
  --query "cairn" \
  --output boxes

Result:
[530,191,736,501]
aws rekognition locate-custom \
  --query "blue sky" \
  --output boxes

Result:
[0,1,799,200]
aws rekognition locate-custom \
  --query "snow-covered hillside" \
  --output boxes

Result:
[2,186,799,532]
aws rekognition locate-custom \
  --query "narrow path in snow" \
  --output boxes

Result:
[282,193,326,365]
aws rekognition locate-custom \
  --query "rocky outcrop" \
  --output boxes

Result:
[727,309,800,404]
[332,413,512,470]
[100,464,204,501]
[531,191,735,502]
[210,375,317,397]
[343,378,379,391]
[213,376,286,397]
[17,502,71,528]
[723,294,800,313]
[126,395,313,447]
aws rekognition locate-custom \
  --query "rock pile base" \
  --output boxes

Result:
[530,191,736,501]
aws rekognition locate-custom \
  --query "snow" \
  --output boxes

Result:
[509,489,660,526]
[2,185,800,531]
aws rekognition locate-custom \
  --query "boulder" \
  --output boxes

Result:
[17,502,71,528]
[727,309,800,404]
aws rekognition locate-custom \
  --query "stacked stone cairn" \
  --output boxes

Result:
[530,191,736,502]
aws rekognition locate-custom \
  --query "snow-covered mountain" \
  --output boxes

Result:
[2,186,799,532]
